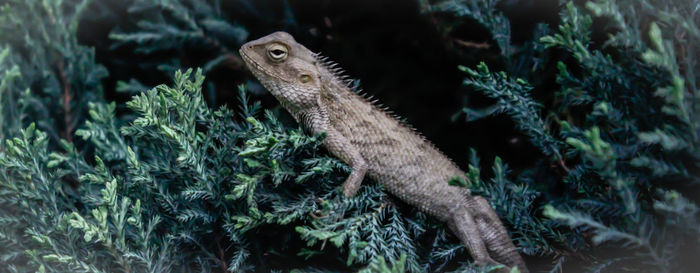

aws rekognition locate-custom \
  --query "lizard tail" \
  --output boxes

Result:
[469,196,529,273]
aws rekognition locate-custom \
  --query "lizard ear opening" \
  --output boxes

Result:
[299,74,312,83]
[266,43,288,62]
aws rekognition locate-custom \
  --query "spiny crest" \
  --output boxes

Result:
[314,52,360,93]
[312,51,450,157]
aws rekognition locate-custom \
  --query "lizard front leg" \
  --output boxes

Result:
[299,108,368,197]
[323,128,368,197]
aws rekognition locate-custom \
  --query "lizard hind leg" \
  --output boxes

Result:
[468,196,529,273]
[446,206,502,270]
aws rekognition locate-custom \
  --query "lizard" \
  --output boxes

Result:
[239,31,528,272]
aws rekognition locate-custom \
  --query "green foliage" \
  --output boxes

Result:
[459,64,563,160]
[365,253,407,273]
[0,0,107,143]
[0,63,438,271]
[110,0,248,54]
[109,0,251,98]
[0,46,30,141]
[426,0,700,271]
[1,0,698,272]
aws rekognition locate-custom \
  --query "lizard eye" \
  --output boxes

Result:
[266,43,288,61]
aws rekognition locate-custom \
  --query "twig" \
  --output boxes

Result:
[557,157,570,173]
[215,231,229,272]
[55,60,73,142]
[453,38,491,49]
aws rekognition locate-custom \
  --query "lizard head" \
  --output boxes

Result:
[240,31,322,109]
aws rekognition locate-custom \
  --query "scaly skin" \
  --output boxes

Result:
[239,31,528,272]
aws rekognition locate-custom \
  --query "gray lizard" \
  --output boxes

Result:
[239,31,528,272]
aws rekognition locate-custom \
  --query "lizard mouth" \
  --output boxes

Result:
[239,50,262,72]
